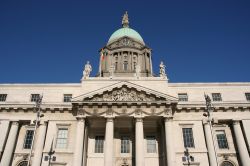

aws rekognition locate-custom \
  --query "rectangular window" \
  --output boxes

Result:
[182,128,195,148]
[245,93,250,101]
[30,94,40,102]
[56,128,68,149]
[95,136,104,153]
[23,130,34,149]
[123,61,128,71]
[63,94,72,102]
[216,130,229,149]
[121,136,130,153]
[146,136,157,153]
[212,93,222,101]
[0,94,7,102]
[178,93,188,102]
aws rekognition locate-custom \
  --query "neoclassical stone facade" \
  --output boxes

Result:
[0,12,250,166]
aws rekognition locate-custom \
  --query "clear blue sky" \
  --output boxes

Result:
[0,0,249,83]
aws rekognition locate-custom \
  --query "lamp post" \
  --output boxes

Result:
[27,95,44,166]
[203,94,219,166]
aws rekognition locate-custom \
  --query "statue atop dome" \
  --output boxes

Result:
[122,11,129,28]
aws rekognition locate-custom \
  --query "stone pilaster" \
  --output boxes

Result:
[104,118,114,166]
[0,121,19,166]
[73,117,85,166]
[135,118,145,166]
[233,120,250,166]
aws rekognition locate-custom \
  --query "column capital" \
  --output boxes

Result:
[39,120,48,126]
[106,117,114,122]
[76,116,85,122]
[11,121,19,126]
[164,117,173,122]
[233,120,241,125]
[202,119,209,125]
[135,117,143,122]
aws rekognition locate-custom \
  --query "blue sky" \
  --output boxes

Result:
[0,0,249,83]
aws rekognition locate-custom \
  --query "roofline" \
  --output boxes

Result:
[168,82,250,87]
[0,83,81,87]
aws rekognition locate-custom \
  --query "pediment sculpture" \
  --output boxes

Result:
[85,87,161,102]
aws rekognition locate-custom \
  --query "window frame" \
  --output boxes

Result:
[0,94,7,102]
[216,130,229,149]
[146,136,157,153]
[30,94,40,102]
[63,94,72,102]
[182,128,195,148]
[178,93,188,102]
[23,129,34,149]
[95,135,104,153]
[56,127,69,149]
[212,93,222,101]
[123,61,128,71]
[121,136,130,153]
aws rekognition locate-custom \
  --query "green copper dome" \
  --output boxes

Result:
[108,27,145,45]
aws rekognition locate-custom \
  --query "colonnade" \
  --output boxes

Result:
[203,120,250,166]
[0,118,250,166]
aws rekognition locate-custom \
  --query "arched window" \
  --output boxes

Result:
[17,161,28,166]
[220,161,234,166]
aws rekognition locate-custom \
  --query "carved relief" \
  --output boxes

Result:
[86,86,158,102]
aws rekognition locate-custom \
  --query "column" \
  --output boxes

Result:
[164,117,175,166]
[0,120,10,158]
[0,121,19,166]
[135,118,144,166]
[233,120,250,166]
[73,117,85,166]
[104,118,114,166]
[203,119,217,166]
[33,121,48,166]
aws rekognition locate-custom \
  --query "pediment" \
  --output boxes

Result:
[107,37,145,50]
[72,81,178,103]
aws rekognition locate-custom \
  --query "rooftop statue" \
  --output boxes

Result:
[83,61,92,79]
[122,11,129,28]
[159,61,167,79]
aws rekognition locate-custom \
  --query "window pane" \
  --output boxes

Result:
[146,136,156,153]
[216,131,228,149]
[178,93,188,102]
[63,94,72,102]
[182,128,195,148]
[0,94,7,102]
[212,93,222,101]
[123,62,128,71]
[23,130,34,149]
[95,136,104,153]
[121,136,130,153]
[56,128,68,149]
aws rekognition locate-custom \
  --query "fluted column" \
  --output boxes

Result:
[0,120,10,158]
[33,121,47,166]
[233,120,250,166]
[104,118,114,166]
[203,119,217,166]
[0,121,19,166]
[164,117,175,166]
[73,117,85,166]
[136,118,144,166]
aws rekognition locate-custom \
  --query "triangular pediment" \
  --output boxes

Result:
[72,81,178,103]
